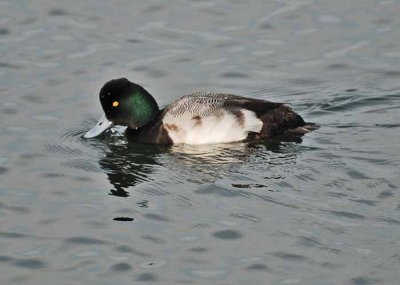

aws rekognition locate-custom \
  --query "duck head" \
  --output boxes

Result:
[84,78,159,138]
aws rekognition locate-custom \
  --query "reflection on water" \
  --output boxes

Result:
[79,129,305,197]
[47,120,304,198]
[98,142,163,197]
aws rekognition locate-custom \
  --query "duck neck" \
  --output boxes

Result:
[126,108,171,144]
[127,86,160,129]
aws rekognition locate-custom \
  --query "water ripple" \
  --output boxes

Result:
[2,0,400,284]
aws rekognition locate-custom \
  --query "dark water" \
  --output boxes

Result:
[1,0,400,284]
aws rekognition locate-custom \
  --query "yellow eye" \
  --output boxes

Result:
[112,101,119,107]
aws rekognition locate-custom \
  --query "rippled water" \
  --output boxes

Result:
[1,0,400,284]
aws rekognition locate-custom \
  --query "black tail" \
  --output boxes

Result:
[288,122,319,135]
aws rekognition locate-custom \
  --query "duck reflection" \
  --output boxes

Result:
[97,141,168,197]
[97,133,303,197]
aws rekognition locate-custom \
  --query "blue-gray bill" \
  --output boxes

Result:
[84,114,114,138]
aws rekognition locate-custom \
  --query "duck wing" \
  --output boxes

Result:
[163,93,306,138]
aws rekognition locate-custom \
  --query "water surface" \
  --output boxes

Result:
[1,0,400,284]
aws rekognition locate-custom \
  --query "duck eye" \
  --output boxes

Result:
[112,101,119,107]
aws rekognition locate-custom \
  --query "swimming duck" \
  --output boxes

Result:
[84,78,315,144]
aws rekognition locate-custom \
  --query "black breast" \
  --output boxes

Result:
[126,109,173,144]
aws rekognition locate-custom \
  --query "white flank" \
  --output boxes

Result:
[163,109,263,145]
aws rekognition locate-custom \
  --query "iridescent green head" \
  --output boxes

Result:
[84,78,159,138]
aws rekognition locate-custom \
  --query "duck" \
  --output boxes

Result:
[84,78,316,144]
